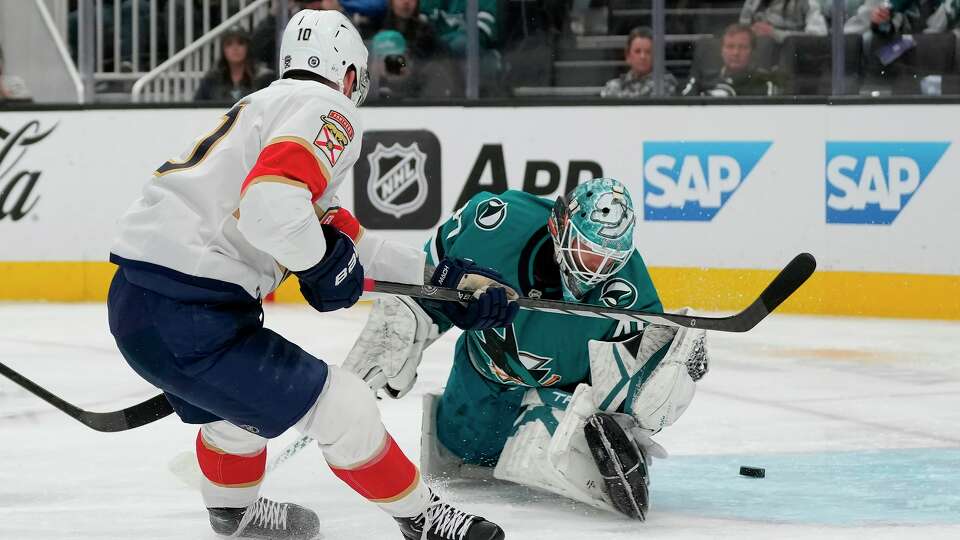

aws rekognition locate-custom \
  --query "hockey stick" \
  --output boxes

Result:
[2,254,814,434]
[0,360,174,432]
[366,252,817,333]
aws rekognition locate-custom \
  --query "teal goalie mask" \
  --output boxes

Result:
[547,178,636,301]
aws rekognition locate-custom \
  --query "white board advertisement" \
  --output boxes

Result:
[1,105,958,277]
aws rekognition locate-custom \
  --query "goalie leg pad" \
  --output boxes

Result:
[584,412,649,521]
[628,309,708,433]
[493,384,620,514]
[589,308,709,435]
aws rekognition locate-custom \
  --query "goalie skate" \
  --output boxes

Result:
[583,412,649,520]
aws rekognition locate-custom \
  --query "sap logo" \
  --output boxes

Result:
[826,142,949,225]
[643,142,772,221]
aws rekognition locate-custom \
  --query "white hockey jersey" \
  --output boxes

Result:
[111,79,424,299]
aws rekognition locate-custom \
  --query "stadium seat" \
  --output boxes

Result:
[779,34,863,95]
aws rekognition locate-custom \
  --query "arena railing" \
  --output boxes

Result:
[62,0,273,102]
[130,0,273,103]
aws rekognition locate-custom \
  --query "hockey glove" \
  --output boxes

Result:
[294,225,363,313]
[429,258,519,330]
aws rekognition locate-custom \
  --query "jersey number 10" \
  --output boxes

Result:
[297,28,312,41]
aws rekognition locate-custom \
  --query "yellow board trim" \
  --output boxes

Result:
[1,262,959,320]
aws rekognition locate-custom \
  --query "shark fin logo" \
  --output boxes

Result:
[643,141,772,221]
[826,142,949,225]
[475,197,508,230]
[599,278,637,308]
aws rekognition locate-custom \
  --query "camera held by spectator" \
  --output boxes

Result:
[369,30,420,100]
[682,24,781,97]
[601,27,678,98]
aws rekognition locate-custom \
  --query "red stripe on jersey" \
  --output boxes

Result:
[242,139,329,201]
[319,207,363,243]
[328,435,419,502]
[196,431,266,488]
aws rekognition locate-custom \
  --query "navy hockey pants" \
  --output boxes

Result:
[107,266,328,438]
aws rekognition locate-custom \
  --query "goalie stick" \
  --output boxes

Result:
[367,252,817,333]
[0,360,173,432]
[0,254,814,434]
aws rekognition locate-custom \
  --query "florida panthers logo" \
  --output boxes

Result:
[469,325,561,387]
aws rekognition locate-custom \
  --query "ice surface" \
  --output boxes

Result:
[1,303,958,539]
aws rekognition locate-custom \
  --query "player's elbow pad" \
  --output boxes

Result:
[237,181,327,271]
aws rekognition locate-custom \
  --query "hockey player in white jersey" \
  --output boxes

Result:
[107,11,516,540]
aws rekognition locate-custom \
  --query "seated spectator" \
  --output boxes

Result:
[601,27,678,98]
[420,0,498,54]
[381,0,441,59]
[369,30,419,99]
[195,27,273,103]
[368,29,463,99]
[843,0,940,91]
[0,45,32,103]
[682,24,781,97]
[740,0,828,42]
[845,0,941,36]
[420,0,502,95]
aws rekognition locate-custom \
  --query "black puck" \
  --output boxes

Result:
[739,466,765,478]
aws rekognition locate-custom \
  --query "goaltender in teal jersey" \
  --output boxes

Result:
[345,178,710,521]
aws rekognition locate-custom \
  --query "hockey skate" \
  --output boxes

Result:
[208,497,320,539]
[395,491,505,540]
[583,412,649,520]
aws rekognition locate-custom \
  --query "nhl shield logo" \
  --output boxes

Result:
[366,142,429,219]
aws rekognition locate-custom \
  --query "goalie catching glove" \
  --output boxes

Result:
[343,257,518,397]
[426,258,520,330]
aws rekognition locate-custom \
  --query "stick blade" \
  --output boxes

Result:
[759,252,817,314]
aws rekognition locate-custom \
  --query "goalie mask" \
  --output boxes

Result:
[547,178,636,301]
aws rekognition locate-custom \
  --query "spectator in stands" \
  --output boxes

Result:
[381,0,441,59]
[845,0,942,35]
[601,27,678,98]
[844,0,952,93]
[195,26,273,103]
[0,45,32,103]
[420,0,502,95]
[375,0,463,98]
[682,24,780,96]
[368,30,418,99]
[740,0,828,41]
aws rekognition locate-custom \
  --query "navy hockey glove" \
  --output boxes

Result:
[430,258,519,330]
[294,225,363,313]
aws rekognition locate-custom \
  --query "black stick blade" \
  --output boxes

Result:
[0,360,173,433]
[759,252,817,314]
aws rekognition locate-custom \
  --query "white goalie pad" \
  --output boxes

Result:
[588,308,709,434]
[341,295,440,398]
[420,386,669,516]
[492,384,619,513]
[419,392,495,481]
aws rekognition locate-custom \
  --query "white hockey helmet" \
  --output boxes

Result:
[278,10,370,106]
